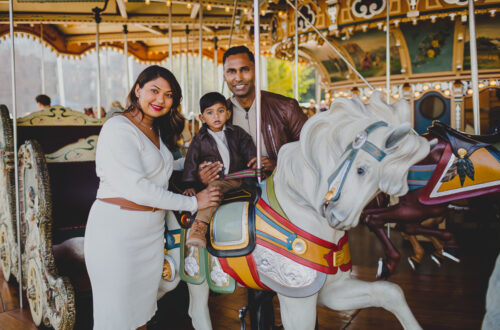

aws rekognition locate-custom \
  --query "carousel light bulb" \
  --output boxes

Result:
[225,6,230,12]
[207,4,211,10]
[394,94,400,99]
[145,0,150,5]
[187,2,192,9]
[414,91,421,98]
[423,84,430,91]
[434,84,441,90]
[166,0,171,6]
[490,80,497,86]
[467,89,473,95]
[444,89,451,96]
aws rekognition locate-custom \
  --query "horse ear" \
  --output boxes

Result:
[385,122,411,149]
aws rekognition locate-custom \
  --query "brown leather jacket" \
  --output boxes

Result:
[227,90,308,160]
[182,123,256,189]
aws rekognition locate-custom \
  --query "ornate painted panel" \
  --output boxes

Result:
[340,30,401,77]
[401,20,455,73]
[464,16,500,70]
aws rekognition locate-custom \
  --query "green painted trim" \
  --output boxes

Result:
[266,173,288,219]
[179,229,206,285]
[204,250,235,294]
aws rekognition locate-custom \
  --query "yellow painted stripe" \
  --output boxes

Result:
[226,256,262,289]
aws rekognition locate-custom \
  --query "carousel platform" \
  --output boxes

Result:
[0,219,497,330]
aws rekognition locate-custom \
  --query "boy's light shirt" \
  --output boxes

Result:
[207,125,230,175]
[230,96,269,157]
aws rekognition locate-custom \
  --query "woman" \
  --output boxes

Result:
[84,65,221,329]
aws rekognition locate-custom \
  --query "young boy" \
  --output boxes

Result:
[183,92,256,248]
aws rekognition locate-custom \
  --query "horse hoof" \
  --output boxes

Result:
[442,248,460,263]
[408,257,420,271]
[376,258,391,279]
[430,254,441,267]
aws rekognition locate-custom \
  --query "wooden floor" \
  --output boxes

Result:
[0,216,498,329]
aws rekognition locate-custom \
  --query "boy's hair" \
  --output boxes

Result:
[200,92,227,113]
[222,45,255,64]
[35,94,51,106]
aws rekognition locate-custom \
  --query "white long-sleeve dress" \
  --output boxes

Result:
[84,115,197,329]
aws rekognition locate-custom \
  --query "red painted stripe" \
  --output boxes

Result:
[218,257,247,288]
[257,238,336,274]
[257,199,337,249]
[246,255,271,290]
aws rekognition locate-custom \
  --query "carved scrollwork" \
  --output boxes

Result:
[0,105,17,281]
[17,106,106,126]
[19,141,75,330]
[253,245,316,288]
[297,4,316,32]
[351,0,386,19]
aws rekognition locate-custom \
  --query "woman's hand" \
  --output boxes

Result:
[183,188,196,196]
[195,185,222,209]
[198,161,223,185]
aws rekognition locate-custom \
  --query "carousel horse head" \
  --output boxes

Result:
[296,92,430,230]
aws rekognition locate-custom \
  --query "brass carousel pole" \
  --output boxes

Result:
[254,0,262,181]
[40,24,45,95]
[385,1,390,104]
[385,0,390,238]
[468,0,480,134]
[92,0,109,119]
[199,0,203,101]
[123,25,130,90]
[8,0,23,309]
[221,0,237,94]
[168,1,173,71]
[286,0,374,90]
[293,0,299,101]
[214,37,218,91]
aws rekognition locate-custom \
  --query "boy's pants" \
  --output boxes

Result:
[196,179,242,224]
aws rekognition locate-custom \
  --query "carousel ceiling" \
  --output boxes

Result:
[271,0,500,89]
[1,0,500,85]
[0,0,278,61]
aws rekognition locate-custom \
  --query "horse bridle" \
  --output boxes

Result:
[324,121,388,203]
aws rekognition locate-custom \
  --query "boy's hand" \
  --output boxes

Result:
[183,188,196,196]
[247,157,277,172]
[198,161,222,185]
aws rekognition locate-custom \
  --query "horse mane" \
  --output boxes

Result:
[275,92,429,205]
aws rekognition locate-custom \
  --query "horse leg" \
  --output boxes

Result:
[403,234,424,270]
[187,281,213,330]
[276,293,317,330]
[364,214,400,278]
[403,223,460,262]
[318,274,422,330]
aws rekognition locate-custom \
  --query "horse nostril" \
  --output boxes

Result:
[357,167,366,175]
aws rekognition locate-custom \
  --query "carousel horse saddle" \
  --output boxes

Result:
[428,121,499,158]
[206,200,257,257]
[175,183,261,229]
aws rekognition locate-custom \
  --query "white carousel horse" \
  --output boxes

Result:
[159,93,430,330]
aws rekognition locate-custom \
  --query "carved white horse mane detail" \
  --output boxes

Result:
[160,93,428,330]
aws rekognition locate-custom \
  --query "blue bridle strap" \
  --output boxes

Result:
[325,121,388,202]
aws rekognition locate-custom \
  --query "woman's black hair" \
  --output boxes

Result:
[125,65,185,151]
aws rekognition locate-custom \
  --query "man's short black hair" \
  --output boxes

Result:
[35,94,51,106]
[200,92,227,113]
[222,45,255,65]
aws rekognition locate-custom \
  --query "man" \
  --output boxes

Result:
[35,94,51,110]
[198,45,307,330]
[199,45,307,183]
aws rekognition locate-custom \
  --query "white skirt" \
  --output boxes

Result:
[84,200,165,330]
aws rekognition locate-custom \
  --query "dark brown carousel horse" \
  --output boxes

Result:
[362,121,500,278]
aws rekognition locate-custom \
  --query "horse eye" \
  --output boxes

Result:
[357,167,366,175]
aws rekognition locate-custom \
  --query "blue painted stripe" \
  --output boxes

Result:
[257,230,294,250]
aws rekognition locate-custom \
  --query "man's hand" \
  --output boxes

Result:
[247,156,277,172]
[198,161,223,185]
[183,188,196,196]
